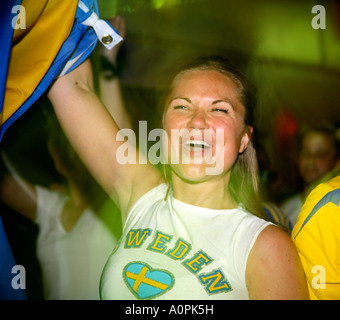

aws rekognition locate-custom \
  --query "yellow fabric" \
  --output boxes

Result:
[12,1,48,43]
[292,175,340,300]
[2,0,78,125]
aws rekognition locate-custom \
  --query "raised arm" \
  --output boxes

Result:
[98,16,132,130]
[48,59,162,221]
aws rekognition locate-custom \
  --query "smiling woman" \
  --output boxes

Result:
[161,56,263,217]
[163,70,247,182]
[48,54,309,300]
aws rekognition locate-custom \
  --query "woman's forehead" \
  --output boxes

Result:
[174,68,235,83]
[168,69,242,102]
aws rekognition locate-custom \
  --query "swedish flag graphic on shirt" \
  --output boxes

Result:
[123,262,174,300]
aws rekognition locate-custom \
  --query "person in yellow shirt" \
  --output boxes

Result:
[292,173,340,299]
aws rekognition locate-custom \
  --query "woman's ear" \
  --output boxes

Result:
[239,126,253,154]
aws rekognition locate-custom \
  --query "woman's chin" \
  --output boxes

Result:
[171,163,213,183]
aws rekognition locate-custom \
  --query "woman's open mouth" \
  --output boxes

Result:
[183,139,211,152]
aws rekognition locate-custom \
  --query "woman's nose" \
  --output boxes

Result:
[188,110,208,129]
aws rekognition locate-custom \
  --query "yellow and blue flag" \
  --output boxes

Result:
[0,0,122,299]
[0,0,122,141]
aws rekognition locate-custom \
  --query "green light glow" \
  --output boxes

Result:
[152,0,166,9]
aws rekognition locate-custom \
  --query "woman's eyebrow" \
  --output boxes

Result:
[212,99,235,110]
[168,97,236,110]
[169,97,192,103]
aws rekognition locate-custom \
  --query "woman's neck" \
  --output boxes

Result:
[60,181,87,232]
[67,181,86,207]
[170,173,238,210]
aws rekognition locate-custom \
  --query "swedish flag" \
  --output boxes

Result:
[0,0,122,141]
[0,0,122,299]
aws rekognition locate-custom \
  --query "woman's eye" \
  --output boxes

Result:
[173,105,188,110]
[212,108,229,114]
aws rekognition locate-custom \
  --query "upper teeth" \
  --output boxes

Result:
[184,140,210,148]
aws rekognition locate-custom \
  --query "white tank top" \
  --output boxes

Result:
[35,186,117,299]
[100,183,271,300]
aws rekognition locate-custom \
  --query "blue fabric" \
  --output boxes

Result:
[0,0,27,300]
[0,217,27,300]
[0,0,102,141]
[0,0,22,121]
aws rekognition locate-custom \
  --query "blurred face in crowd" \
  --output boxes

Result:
[298,131,337,185]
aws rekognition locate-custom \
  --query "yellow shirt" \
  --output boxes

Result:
[292,175,340,300]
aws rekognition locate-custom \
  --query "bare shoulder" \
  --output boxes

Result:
[246,225,309,300]
[251,224,293,253]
